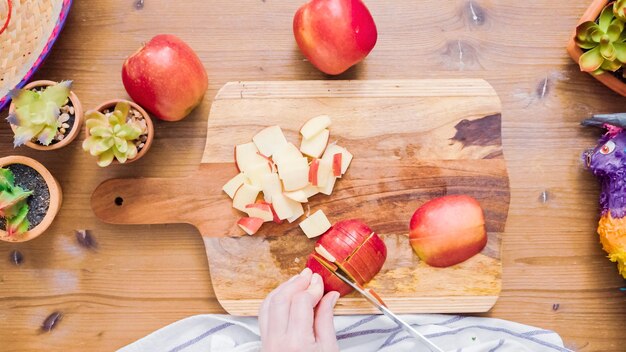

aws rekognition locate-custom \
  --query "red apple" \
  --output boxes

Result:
[122,34,208,121]
[293,0,377,75]
[409,195,487,267]
[306,219,387,296]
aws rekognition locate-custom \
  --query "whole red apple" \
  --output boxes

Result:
[122,34,208,121]
[409,195,487,267]
[293,0,377,75]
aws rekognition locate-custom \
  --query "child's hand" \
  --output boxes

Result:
[259,268,340,352]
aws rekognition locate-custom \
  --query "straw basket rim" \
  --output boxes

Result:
[0,0,73,111]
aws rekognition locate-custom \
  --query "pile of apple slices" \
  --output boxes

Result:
[222,115,353,238]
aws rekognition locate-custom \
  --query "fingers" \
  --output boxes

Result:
[315,291,340,352]
[287,273,325,339]
[267,268,313,334]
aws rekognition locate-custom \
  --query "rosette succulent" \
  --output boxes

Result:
[575,3,626,75]
[6,81,72,147]
[615,0,626,21]
[0,168,32,236]
[82,101,145,167]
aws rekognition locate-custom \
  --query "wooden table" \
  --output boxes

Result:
[1,1,625,350]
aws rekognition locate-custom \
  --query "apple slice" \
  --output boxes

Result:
[300,115,332,139]
[233,184,262,211]
[332,153,342,177]
[309,159,320,186]
[244,203,273,222]
[285,190,308,203]
[319,175,337,196]
[235,142,267,172]
[316,158,332,188]
[300,129,330,158]
[272,193,295,220]
[280,166,310,191]
[222,173,248,199]
[273,143,303,166]
[268,203,283,224]
[323,144,353,175]
[237,217,264,235]
[253,125,288,157]
[299,210,332,238]
[287,201,305,223]
[301,184,320,198]
[261,173,282,203]
[243,161,272,187]
[278,157,308,175]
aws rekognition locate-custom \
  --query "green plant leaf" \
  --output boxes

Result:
[615,0,626,21]
[116,124,142,141]
[615,42,626,62]
[599,3,616,32]
[97,150,115,167]
[0,168,15,190]
[13,125,44,147]
[113,147,128,163]
[90,137,115,156]
[90,126,113,138]
[40,81,71,107]
[580,46,605,72]
[114,101,130,120]
[0,188,32,218]
[6,203,30,237]
[601,37,617,60]
[608,21,624,42]
[9,89,38,107]
[601,58,622,71]
[37,124,57,146]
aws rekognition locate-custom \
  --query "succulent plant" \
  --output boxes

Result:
[82,101,145,167]
[575,3,626,75]
[0,168,32,236]
[6,81,72,147]
[615,0,626,21]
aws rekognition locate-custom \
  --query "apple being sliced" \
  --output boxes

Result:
[300,129,330,158]
[232,184,262,211]
[235,142,267,172]
[244,203,273,222]
[273,143,303,166]
[237,217,264,235]
[280,166,310,191]
[261,173,282,203]
[323,144,353,175]
[285,190,308,203]
[300,115,332,139]
[299,210,331,238]
[253,125,288,157]
[243,162,272,187]
[222,173,248,199]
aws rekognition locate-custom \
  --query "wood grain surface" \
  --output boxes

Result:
[91,79,508,315]
[1,0,625,351]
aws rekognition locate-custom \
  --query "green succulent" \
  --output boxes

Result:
[0,168,32,236]
[6,81,72,147]
[575,3,626,75]
[82,101,145,167]
[615,0,626,21]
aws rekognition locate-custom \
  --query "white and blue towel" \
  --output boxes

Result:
[119,314,569,352]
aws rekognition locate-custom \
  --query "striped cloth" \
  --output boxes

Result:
[119,314,569,352]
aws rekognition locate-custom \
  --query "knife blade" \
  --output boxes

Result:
[332,269,444,352]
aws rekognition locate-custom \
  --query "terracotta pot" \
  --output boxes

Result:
[8,80,84,150]
[85,100,154,165]
[0,156,62,242]
[567,0,626,97]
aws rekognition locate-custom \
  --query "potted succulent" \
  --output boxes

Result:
[83,100,154,167]
[0,156,62,242]
[567,0,626,96]
[7,80,84,150]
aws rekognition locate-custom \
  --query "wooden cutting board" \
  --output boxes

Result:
[92,80,508,316]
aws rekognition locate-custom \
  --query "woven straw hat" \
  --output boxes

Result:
[0,0,72,111]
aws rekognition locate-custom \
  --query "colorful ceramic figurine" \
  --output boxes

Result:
[583,114,626,279]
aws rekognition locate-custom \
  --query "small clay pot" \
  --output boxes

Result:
[8,80,84,150]
[85,100,154,165]
[0,156,62,243]
[566,0,626,97]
